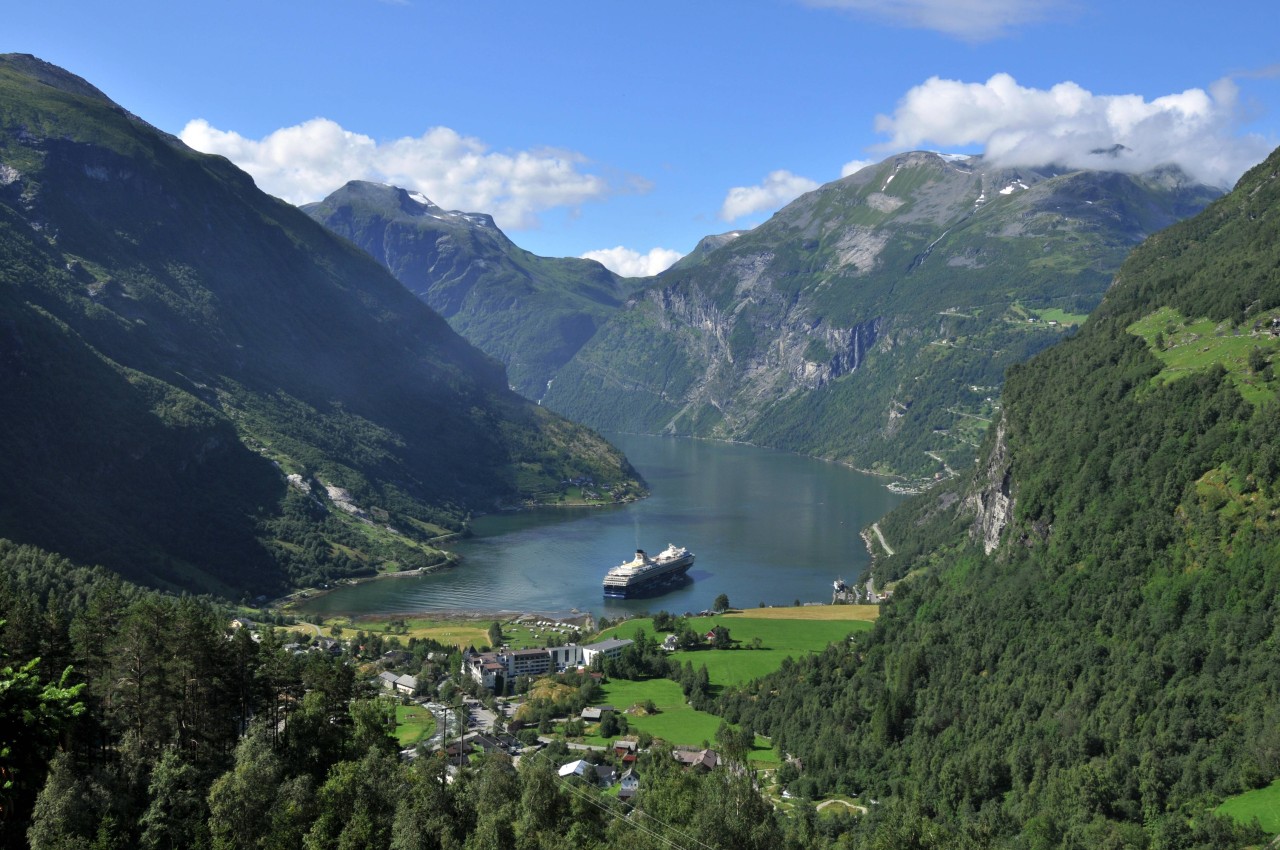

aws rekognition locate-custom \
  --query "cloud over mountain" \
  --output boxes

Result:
[874,73,1273,187]
[580,246,683,278]
[720,170,820,221]
[180,117,612,230]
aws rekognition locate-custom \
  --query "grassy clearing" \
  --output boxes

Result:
[722,604,879,622]
[312,615,490,648]
[1128,307,1279,406]
[1217,779,1280,834]
[391,701,436,748]
[494,616,587,651]
[599,609,875,687]
[1028,306,1088,326]
[569,677,778,764]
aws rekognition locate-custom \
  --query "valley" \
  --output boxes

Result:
[2,46,1279,850]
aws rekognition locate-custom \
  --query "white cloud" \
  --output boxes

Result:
[873,73,1274,187]
[180,117,612,230]
[581,246,684,278]
[840,158,877,178]
[720,170,820,222]
[801,0,1064,41]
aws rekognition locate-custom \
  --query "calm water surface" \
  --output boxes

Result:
[294,434,904,619]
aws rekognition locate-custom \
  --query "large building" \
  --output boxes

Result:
[462,638,634,690]
[581,638,632,666]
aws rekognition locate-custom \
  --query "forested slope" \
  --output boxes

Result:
[718,148,1280,847]
[0,55,642,596]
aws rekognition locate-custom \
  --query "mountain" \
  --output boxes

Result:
[543,152,1222,483]
[719,147,1280,845]
[666,230,745,272]
[301,181,642,400]
[0,54,643,597]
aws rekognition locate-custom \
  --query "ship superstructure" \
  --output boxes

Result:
[601,544,694,598]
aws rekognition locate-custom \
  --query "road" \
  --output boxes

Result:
[870,523,894,556]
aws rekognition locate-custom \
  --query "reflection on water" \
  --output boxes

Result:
[293,434,904,619]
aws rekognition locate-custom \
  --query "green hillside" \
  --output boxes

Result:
[715,147,1280,846]
[0,54,643,596]
[302,181,642,400]
[545,153,1221,484]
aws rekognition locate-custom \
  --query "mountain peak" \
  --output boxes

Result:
[0,53,113,103]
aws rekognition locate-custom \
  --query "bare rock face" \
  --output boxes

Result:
[544,150,1221,480]
[965,415,1014,554]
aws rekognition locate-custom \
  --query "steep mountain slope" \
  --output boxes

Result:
[0,54,642,596]
[301,181,640,399]
[545,152,1220,483]
[720,147,1280,845]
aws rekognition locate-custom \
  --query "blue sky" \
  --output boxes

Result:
[9,0,1280,275]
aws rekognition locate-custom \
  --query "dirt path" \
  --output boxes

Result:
[817,800,868,815]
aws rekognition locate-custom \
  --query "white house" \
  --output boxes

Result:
[619,767,640,800]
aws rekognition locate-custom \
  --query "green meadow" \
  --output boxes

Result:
[570,677,777,765]
[391,701,436,748]
[597,610,875,687]
[1128,307,1279,406]
[1216,779,1280,835]
[563,606,876,762]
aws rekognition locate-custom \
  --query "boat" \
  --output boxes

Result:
[602,544,695,598]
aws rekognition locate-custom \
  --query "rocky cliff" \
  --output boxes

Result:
[545,152,1221,482]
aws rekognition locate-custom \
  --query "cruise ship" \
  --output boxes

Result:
[601,544,695,598]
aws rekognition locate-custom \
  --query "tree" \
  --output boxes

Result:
[713,594,730,612]
[138,748,210,850]
[0,632,84,841]
[486,622,503,648]
[208,722,285,850]
[1249,345,1269,375]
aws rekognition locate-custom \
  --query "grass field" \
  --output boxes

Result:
[391,701,436,748]
[598,607,877,687]
[1217,779,1280,835]
[1129,307,1279,406]
[311,616,491,648]
[549,606,878,761]
[569,677,778,765]
[722,605,879,621]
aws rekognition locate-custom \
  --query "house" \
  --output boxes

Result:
[580,705,615,722]
[558,759,592,778]
[618,767,640,800]
[614,740,638,759]
[229,617,256,631]
[661,634,678,651]
[377,671,399,691]
[393,674,418,695]
[594,764,617,786]
[672,747,719,771]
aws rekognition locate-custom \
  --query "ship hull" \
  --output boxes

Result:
[602,552,694,598]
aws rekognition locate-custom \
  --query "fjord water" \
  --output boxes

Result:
[295,434,904,619]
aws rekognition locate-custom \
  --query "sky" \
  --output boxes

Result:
[8,1,1280,276]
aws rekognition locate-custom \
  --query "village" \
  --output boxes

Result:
[231,602,882,807]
